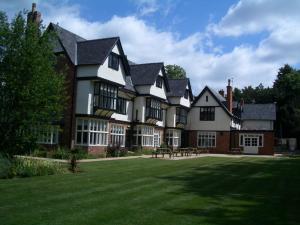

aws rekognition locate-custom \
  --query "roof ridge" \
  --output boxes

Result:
[130,62,163,66]
[49,22,86,41]
[77,37,119,43]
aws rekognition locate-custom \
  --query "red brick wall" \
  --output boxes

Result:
[55,54,76,149]
[187,130,231,153]
[258,132,274,155]
[231,131,274,155]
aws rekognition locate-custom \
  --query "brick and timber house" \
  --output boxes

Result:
[28,4,276,155]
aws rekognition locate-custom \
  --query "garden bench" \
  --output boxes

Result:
[152,148,172,158]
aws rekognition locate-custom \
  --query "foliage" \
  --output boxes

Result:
[233,84,274,103]
[0,11,66,156]
[52,147,71,160]
[0,154,13,178]
[106,145,128,157]
[273,64,300,138]
[128,146,152,156]
[0,155,65,179]
[165,64,186,79]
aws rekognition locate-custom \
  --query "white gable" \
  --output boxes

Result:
[194,89,220,107]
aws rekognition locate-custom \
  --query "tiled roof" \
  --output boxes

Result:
[49,23,86,64]
[241,103,276,120]
[167,79,188,97]
[77,37,119,65]
[130,63,164,86]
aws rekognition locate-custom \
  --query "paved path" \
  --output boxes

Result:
[17,153,285,163]
[158,153,284,160]
[17,155,152,163]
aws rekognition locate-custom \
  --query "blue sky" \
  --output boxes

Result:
[1,0,300,91]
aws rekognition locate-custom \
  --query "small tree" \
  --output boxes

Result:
[0,11,66,156]
[165,64,186,79]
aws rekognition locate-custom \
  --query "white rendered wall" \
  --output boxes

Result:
[97,45,126,86]
[166,106,176,127]
[77,45,126,86]
[111,100,133,122]
[242,120,273,130]
[133,96,146,122]
[76,80,93,114]
[187,89,231,131]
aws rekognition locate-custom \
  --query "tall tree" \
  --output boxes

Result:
[0,11,66,156]
[273,64,300,138]
[165,64,186,79]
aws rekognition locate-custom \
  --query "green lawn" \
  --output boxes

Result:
[1,157,300,225]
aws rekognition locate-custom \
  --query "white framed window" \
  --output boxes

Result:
[76,118,108,146]
[239,134,263,147]
[166,129,181,147]
[110,124,125,147]
[133,126,154,147]
[154,131,161,147]
[35,125,59,145]
[197,131,216,147]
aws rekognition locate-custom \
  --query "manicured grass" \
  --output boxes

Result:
[0,157,300,225]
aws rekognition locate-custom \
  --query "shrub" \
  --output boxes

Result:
[31,147,47,158]
[13,157,65,177]
[0,154,13,179]
[106,145,128,157]
[0,157,65,179]
[51,147,71,159]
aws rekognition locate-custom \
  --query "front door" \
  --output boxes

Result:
[244,146,259,154]
[243,136,259,154]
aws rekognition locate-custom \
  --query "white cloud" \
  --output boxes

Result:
[1,0,300,92]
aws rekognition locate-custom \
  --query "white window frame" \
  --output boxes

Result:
[133,125,154,147]
[197,131,216,148]
[239,133,263,147]
[154,131,161,147]
[35,125,59,145]
[76,118,108,146]
[110,124,126,147]
[166,129,181,147]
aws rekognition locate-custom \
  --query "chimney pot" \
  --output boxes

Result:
[226,79,233,113]
[32,3,36,12]
[218,89,225,97]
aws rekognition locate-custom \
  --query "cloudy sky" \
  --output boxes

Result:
[1,0,300,92]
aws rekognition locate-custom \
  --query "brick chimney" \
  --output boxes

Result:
[218,89,225,97]
[226,79,233,113]
[27,3,41,24]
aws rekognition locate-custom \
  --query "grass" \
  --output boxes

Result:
[0,156,300,225]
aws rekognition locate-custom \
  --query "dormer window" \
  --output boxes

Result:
[156,76,162,88]
[184,89,189,99]
[108,52,119,71]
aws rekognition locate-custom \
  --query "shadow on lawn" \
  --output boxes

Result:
[160,157,300,225]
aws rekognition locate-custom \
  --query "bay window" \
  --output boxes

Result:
[166,129,181,147]
[176,107,187,124]
[110,124,125,147]
[133,126,154,147]
[116,98,127,115]
[76,118,108,146]
[93,82,118,111]
[146,98,162,120]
